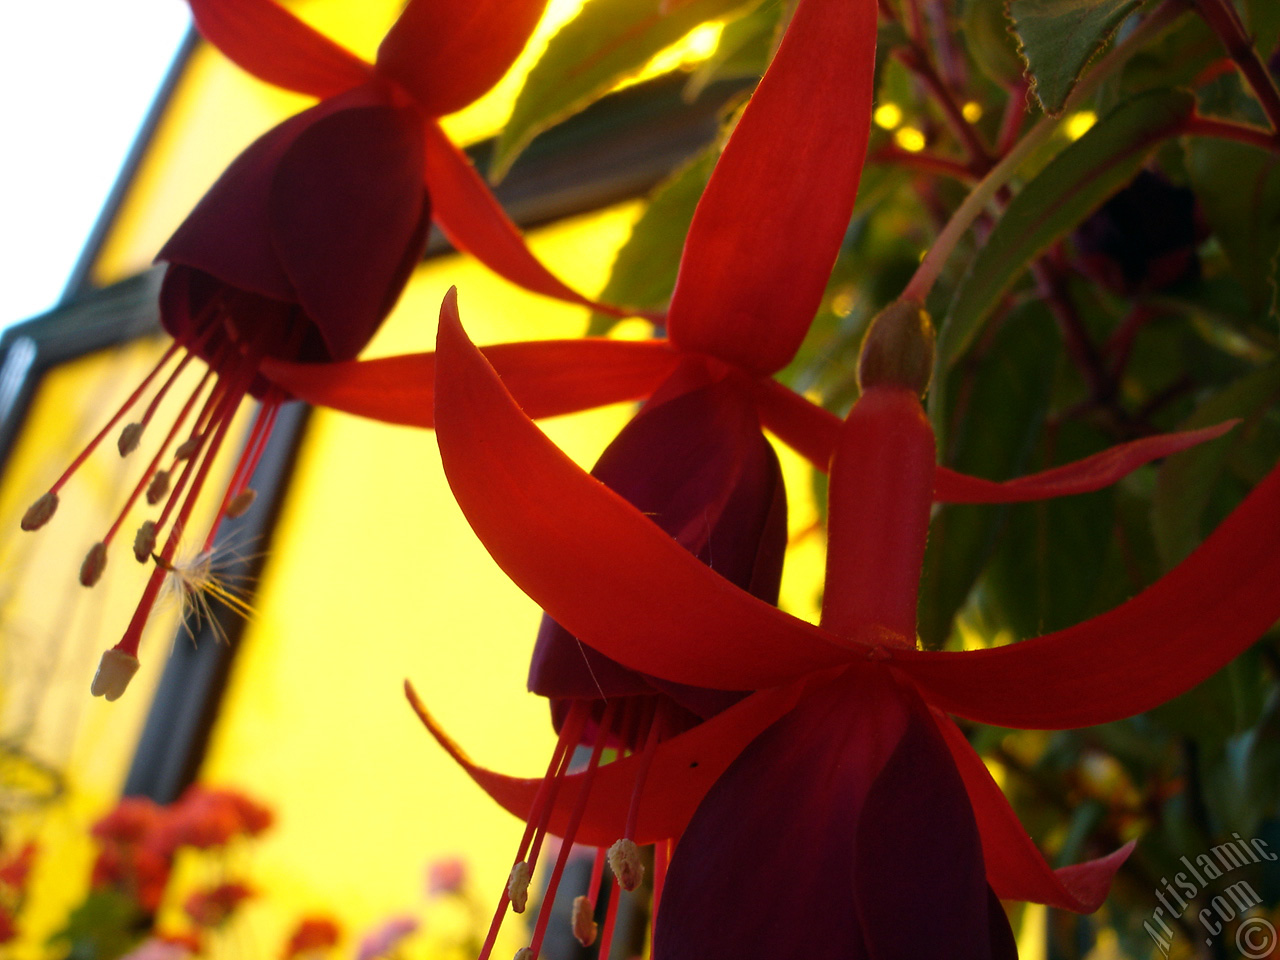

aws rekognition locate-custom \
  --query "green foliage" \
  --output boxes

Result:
[1187,140,1280,321]
[1008,0,1147,113]
[939,88,1196,371]
[587,142,720,335]
[491,0,762,180]
[50,890,148,960]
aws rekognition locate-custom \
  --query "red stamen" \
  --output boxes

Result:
[53,341,182,492]
[476,701,589,960]
[103,366,216,548]
[526,700,620,959]
[595,876,624,960]
[203,386,284,552]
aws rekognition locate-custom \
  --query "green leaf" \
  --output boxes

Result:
[586,142,720,335]
[917,302,1057,649]
[1008,0,1146,114]
[1187,140,1280,320]
[492,0,761,181]
[983,424,1119,638]
[965,0,1025,89]
[685,0,781,100]
[938,88,1195,370]
[1151,362,1280,567]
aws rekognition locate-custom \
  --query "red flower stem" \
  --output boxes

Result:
[1183,114,1280,152]
[894,43,993,170]
[1030,258,1117,408]
[586,845,607,910]
[1193,0,1280,132]
[102,367,216,546]
[522,703,589,868]
[996,80,1029,155]
[150,344,264,568]
[595,879,623,960]
[203,388,284,552]
[43,342,181,495]
[621,707,665,840]
[134,353,196,430]
[871,146,976,181]
[475,711,585,960]
[902,0,1190,304]
[151,381,230,537]
[902,0,926,44]
[526,701,620,959]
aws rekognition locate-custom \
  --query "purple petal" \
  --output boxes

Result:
[654,667,911,960]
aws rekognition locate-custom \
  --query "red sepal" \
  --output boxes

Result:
[933,422,1239,502]
[187,0,371,99]
[424,123,625,314]
[262,337,680,426]
[433,291,862,690]
[889,463,1280,728]
[755,382,1239,504]
[931,708,1133,911]
[666,0,877,374]
[377,0,548,117]
[405,680,803,846]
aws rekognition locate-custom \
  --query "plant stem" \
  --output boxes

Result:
[871,145,977,181]
[1184,113,1280,152]
[900,0,1191,304]
[1193,0,1280,133]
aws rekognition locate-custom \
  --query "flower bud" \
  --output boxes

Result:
[856,300,936,396]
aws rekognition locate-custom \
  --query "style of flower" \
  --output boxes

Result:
[22,0,609,701]
[416,293,1280,957]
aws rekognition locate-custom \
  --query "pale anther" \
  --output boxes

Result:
[607,839,645,892]
[91,649,140,701]
[571,895,598,947]
[507,861,532,913]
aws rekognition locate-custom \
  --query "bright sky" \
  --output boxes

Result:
[2,2,192,334]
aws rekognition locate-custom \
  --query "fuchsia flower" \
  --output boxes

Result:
[22,0,609,701]
[379,0,1258,956]
[420,286,1280,958]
